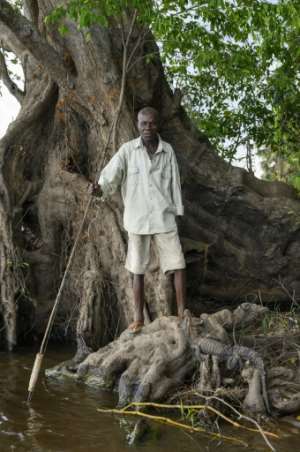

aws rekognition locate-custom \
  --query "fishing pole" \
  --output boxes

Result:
[27,138,110,403]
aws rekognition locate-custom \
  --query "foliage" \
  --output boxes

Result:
[44,0,154,30]
[23,1,300,183]
[149,1,300,180]
[259,149,300,189]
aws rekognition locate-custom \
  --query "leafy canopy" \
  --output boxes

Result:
[40,1,300,187]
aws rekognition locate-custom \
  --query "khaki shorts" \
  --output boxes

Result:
[125,230,186,275]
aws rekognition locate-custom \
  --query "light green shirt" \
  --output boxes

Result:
[98,136,184,235]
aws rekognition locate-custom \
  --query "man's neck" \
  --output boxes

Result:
[142,135,159,154]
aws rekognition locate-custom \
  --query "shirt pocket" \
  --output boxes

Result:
[160,164,171,180]
[127,166,140,185]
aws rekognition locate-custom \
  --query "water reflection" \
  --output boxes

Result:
[26,406,44,451]
[0,348,299,451]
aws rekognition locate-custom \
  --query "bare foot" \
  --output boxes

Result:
[127,321,144,334]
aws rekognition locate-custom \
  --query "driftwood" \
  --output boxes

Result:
[46,303,300,417]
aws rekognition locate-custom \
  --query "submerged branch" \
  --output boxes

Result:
[202,394,277,452]
[97,406,248,447]
[123,401,278,440]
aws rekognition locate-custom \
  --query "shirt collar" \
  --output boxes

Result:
[134,135,165,153]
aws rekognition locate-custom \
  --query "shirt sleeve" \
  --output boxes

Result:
[170,148,184,216]
[98,146,126,197]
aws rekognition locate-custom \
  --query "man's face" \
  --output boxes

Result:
[137,112,158,143]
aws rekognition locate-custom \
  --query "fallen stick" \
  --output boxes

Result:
[97,406,248,447]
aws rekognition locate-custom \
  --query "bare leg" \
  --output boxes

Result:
[174,269,186,318]
[133,274,145,324]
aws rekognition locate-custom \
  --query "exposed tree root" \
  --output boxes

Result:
[47,303,300,422]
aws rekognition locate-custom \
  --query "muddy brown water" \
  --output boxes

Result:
[0,347,299,452]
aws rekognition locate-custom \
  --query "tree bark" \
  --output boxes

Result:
[0,0,299,350]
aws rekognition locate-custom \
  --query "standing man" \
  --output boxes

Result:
[92,107,186,333]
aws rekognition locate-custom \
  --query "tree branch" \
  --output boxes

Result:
[0,76,57,160]
[24,0,39,27]
[0,0,74,89]
[0,21,28,59]
[0,49,25,103]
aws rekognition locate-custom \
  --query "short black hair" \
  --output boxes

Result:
[137,107,159,122]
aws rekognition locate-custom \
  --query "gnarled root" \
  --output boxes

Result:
[46,303,300,418]
[48,316,194,406]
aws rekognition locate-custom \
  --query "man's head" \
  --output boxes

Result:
[137,107,159,144]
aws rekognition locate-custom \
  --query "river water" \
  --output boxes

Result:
[0,347,299,452]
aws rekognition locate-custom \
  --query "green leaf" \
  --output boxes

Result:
[58,24,69,35]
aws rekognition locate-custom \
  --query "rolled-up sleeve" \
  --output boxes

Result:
[170,149,184,216]
[98,146,125,197]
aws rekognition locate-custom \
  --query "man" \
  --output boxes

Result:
[92,106,186,333]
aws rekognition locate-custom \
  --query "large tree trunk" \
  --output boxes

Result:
[0,0,299,350]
